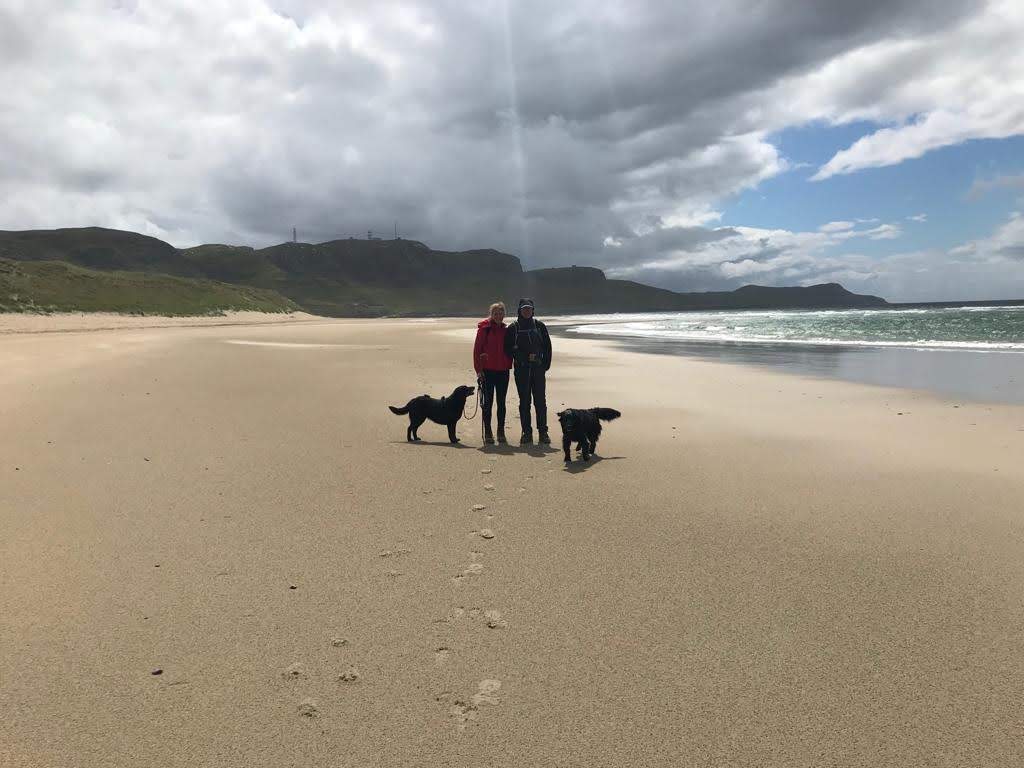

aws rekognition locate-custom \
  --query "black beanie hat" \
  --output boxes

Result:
[518,298,535,313]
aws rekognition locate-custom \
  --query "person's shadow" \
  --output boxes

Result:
[523,443,560,458]
[475,442,560,457]
[477,442,516,456]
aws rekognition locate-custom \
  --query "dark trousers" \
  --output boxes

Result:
[480,369,510,429]
[514,366,547,433]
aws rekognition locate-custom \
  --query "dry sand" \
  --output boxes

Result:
[1,315,1022,767]
[0,310,322,335]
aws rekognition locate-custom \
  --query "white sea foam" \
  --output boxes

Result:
[564,305,1024,352]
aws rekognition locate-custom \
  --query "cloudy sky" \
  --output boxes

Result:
[2,0,1023,300]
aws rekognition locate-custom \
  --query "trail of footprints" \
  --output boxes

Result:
[286,465,509,730]
[434,469,512,732]
[285,636,362,720]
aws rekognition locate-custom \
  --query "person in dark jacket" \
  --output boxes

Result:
[473,302,513,444]
[503,298,553,444]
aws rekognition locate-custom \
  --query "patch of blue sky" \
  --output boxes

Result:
[723,121,1024,254]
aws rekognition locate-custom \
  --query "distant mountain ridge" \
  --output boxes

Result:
[0,227,889,316]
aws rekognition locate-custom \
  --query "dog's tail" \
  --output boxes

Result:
[590,407,622,422]
[388,404,410,415]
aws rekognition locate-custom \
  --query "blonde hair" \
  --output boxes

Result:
[489,302,506,315]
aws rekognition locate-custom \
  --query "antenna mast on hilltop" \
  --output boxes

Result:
[394,221,399,240]
[292,227,297,243]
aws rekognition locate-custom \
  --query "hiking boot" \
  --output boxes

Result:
[496,426,507,444]
[538,428,551,445]
[484,425,495,444]
[519,431,533,445]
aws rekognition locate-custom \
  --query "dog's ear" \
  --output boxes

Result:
[556,410,565,418]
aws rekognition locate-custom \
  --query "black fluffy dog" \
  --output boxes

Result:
[389,385,476,443]
[557,407,621,462]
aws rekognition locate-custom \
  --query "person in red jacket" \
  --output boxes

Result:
[473,301,513,444]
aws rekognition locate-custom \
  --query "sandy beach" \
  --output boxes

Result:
[2,314,1023,767]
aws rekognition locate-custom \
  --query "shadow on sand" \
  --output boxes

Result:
[562,454,627,474]
[391,440,473,449]
[476,442,561,458]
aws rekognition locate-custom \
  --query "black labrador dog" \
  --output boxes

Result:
[557,407,621,462]
[389,385,476,443]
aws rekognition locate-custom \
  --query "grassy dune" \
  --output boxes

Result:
[0,258,298,315]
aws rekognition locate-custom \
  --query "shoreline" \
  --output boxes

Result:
[555,324,1024,406]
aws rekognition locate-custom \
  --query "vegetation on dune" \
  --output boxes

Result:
[0,258,298,315]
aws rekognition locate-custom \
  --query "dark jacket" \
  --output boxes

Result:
[503,317,552,370]
[473,319,513,373]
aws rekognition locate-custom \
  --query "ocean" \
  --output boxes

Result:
[558,306,1024,404]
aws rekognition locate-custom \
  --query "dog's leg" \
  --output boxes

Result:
[581,439,591,461]
[562,434,572,462]
[406,421,413,442]
[447,422,459,443]
[411,415,425,441]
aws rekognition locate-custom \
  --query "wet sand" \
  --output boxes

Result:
[1,316,1023,767]
[558,325,1024,405]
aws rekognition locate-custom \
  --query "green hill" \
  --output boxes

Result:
[0,257,297,315]
[0,227,888,316]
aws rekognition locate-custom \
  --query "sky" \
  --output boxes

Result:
[1,0,1023,301]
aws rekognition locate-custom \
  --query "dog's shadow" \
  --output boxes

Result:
[562,454,626,473]
[391,440,472,449]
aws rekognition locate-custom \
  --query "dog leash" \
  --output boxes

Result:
[463,377,481,421]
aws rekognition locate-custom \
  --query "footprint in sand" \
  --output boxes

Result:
[450,700,478,730]
[337,666,361,683]
[436,605,506,629]
[472,504,486,511]
[473,679,502,705]
[331,637,348,648]
[378,548,412,559]
[298,698,319,717]
[433,606,466,624]
[481,469,492,475]
[281,662,306,680]
[483,484,495,491]
[452,562,484,584]
[449,680,502,731]
[434,647,451,666]
[484,610,508,629]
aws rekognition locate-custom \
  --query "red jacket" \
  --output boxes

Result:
[473,319,513,373]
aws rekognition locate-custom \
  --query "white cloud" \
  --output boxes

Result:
[813,109,1024,180]
[949,211,1024,262]
[803,0,1024,179]
[907,213,928,222]
[819,221,856,233]
[864,223,902,240]
[967,173,1024,200]
[605,212,1024,301]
